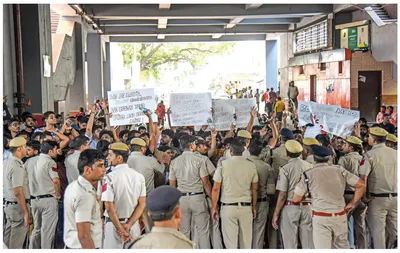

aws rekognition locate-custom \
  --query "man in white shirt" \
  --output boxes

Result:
[63,149,106,249]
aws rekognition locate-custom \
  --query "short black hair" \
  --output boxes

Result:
[77,149,105,175]
[27,140,41,151]
[249,139,263,156]
[119,130,130,139]
[40,131,53,141]
[7,117,19,127]
[96,140,110,154]
[278,96,282,100]
[79,129,87,136]
[138,126,147,131]
[314,155,330,163]
[316,134,330,147]
[370,134,386,144]
[40,141,58,154]
[113,150,129,163]
[72,136,90,150]
[179,134,196,150]
[100,130,114,140]
[16,131,29,138]
[78,116,89,124]
[230,137,245,156]
[96,117,106,125]
[31,132,42,141]
[388,106,394,111]
[158,145,173,153]
[140,132,150,139]
[22,114,34,122]
[128,130,140,140]
[381,106,387,109]
[93,125,103,133]
[42,111,56,121]
[287,150,302,158]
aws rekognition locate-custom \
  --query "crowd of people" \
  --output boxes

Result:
[2,90,398,249]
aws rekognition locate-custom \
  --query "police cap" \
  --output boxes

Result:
[285,140,303,153]
[281,128,294,140]
[130,138,147,147]
[147,186,182,221]
[369,127,388,137]
[346,136,363,145]
[303,137,320,146]
[311,145,332,158]
[237,130,252,139]
[386,134,398,143]
[109,142,130,151]
[9,137,27,147]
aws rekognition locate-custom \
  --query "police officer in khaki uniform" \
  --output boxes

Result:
[272,140,314,249]
[247,139,273,249]
[169,135,212,249]
[3,137,30,249]
[102,143,147,249]
[267,128,294,249]
[359,127,397,249]
[293,146,366,249]
[127,138,164,233]
[385,133,397,149]
[302,137,320,164]
[63,149,106,249]
[128,186,196,249]
[338,136,367,249]
[29,141,61,249]
[65,136,91,184]
[193,138,223,249]
[211,138,259,249]
[238,130,252,157]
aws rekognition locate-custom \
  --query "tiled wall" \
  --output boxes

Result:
[292,60,351,108]
[350,51,397,110]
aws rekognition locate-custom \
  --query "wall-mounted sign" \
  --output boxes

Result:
[294,20,328,55]
[338,23,369,51]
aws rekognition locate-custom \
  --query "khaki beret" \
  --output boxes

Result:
[130,138,147,147]
[9,137,27,148]
[285,140,303,153]
[237,130,252,139]
[346,136,363,145]
[109,142,130,151]
[369,127,388,137]
[386,134,398,143]
[303,137,319,146]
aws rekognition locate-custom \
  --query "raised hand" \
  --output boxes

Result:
[211,128,217,138]
[250,106,257,118]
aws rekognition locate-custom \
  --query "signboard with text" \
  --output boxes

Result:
[340,24,369,51]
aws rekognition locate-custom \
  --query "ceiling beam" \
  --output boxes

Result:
[109,34,267,43]
[245,4,263,10]
[101,24,290,35]
[158,18,168,29]
[159,4,171,10]
[157,34,165,40]
[225,17,244,28]
[212,34,223,39]
[83,4,333,19]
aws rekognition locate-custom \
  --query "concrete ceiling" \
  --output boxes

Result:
[62,4,369,42]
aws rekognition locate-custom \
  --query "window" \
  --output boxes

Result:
[320,63,326,71]
[338,61,343,74]
[299,65,304,75]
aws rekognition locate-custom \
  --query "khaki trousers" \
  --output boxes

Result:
[280,204,314,249]
[266,201,278,248]
[344,194,367,249]
[179,194,211,249]
[221,204,253,249]
[366,196,397,249]
[312,214,349,249]
[3,203,30,249]
[252,201,269,249]
[29,198,58,249]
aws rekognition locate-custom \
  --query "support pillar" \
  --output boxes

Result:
[20,4,54,113]
[87,33,104,103]
[265,40,278,92]
[103,42,111,98]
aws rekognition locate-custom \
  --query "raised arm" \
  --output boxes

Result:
[246,106,257,133]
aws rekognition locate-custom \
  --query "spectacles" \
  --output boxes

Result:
[11,123,20,127]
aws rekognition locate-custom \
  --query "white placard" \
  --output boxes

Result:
[304,126,322,138]
[107,88,157,126]
[169,93,212,126]
[297,100,313,126]
[235,98,257,129]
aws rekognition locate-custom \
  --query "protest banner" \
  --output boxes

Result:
[304,125,321,138]
[235,98,257,129]
[169,93,212,126]
[107,88,157,126]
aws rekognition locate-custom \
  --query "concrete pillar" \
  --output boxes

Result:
[20,4,54,113]
[87,33,103,103]
[103,42,111,98]
[3,4,17,115]
[265,40,278,92]
[67,22,85,114]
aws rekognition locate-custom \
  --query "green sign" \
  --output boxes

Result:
[340,25,369,50]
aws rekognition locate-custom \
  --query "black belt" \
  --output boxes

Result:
[105,217,129,223]
[257,197,270,202]
[181,192,203,196]
[344,191,355,195]
[30,194,54,200]
[5,199,30,205]
[370,193,397,197]
[222,202,252,206]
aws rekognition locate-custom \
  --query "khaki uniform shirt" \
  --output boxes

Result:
[30,153,59,196]
[65,150,81,184]
[101,163,146,218]
[276,157,313,201]
[338,152,363,192]
[213,156,258,203]
[272,145,289,176]
[194,152,216,176]
[25,156,40,195]
[306,154,334,165]
[294,163,360,213]
[3,155,30,201]
[359,143,397,194]
[131,227,196,249]
[127,151,164,196]
[64,176,102,249]
[169,151,209,193]
[247,155,272,198]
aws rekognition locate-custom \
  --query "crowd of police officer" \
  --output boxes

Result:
[2,102,398,249]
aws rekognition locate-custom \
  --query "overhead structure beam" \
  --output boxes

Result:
[83,4,333,19]
[225,17,244,28]
[101,24,290,35]
[159,4,171,10]
[110,34,267,43]
[158,18,168,29]
[157,34,165,40]
[245,4,263,10]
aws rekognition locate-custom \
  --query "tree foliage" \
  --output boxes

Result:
[119,42,235,80]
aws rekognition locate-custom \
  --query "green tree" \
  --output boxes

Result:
[119,42,235,80]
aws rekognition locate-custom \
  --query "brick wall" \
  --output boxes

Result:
[350,51,397,109]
